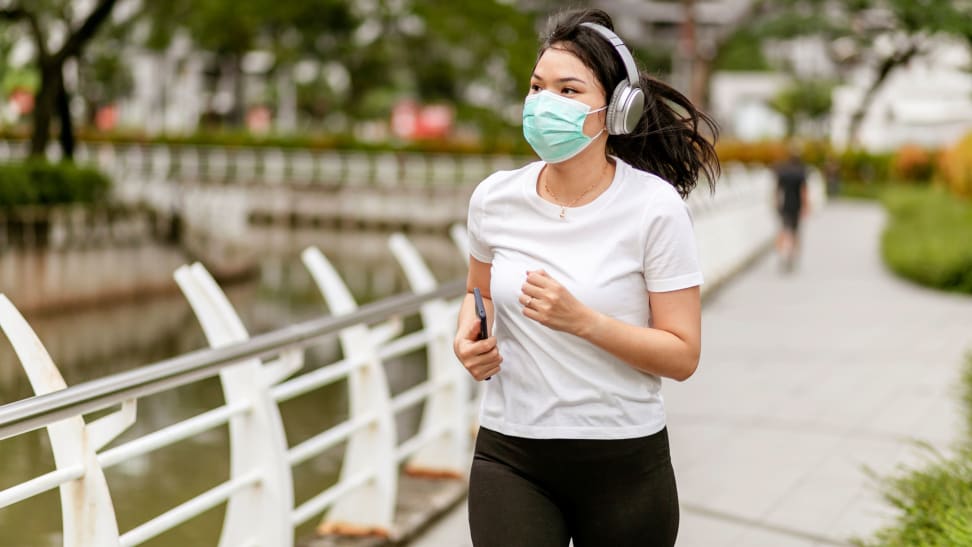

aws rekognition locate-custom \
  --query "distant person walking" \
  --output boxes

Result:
[452,7,719,547]
[775,148,808,272]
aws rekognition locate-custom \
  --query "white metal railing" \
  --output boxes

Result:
[0,233,472,546]
[0,164,825,546]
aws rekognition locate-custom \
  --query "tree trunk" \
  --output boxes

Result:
[56,76,75,160]
[677,0,697,99]
[691,54,713,112]
[846,46,919,147]
[276,66,298,133]
[227,54,245,127]
[30,63,61,158]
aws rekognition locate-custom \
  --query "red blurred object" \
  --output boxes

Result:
[247,105,272,134]
[391,100,454,139]
[95,104,118,131]
[10,89,34,115]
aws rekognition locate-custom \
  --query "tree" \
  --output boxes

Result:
[139,0,539,137]
[740,0,972,145]
[378,0,539,132]
[769,79,834,138]
[77,37,134,127]
[139,0,362,129]
[0,0,120,159]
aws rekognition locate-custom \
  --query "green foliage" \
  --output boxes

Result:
[1,67,38,93]
[838,181,886,201]
[136,0,540,129]
[0,161,111,208]
[77,22,135,111]
[769,79,835,137]
[880,186,972,294]
[860,450,972,547]
[715,140,896,185]
[715,28,772,71]
[856,356,972,547]
[837,149,893,184]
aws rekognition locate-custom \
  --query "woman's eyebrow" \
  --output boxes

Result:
[531,73,588,85]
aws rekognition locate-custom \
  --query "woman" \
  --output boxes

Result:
[453,8,719,547]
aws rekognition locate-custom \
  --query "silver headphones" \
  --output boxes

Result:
[580,22,645,135]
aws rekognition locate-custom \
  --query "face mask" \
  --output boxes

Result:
[522,90,607,163]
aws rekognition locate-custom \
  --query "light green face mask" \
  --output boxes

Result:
[522,90,607,163]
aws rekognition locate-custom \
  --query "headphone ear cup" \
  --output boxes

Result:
[621,87,645,134]
[606,81,628,135]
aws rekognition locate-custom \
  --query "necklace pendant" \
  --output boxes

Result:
[559,206,566,219]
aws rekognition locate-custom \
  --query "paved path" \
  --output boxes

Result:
[409,201,972,546]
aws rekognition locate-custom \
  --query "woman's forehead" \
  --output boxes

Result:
[534,46,597,83]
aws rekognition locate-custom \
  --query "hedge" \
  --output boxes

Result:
[0,161,112,208]
[714,140,896,184]
[880,186,972,295]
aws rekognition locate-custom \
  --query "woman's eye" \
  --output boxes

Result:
[562,88,577,95]
[530,84,541,92]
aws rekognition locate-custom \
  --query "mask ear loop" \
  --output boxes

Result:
[587,105,608,141]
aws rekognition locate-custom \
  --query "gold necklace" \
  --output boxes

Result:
[543,164,609,219]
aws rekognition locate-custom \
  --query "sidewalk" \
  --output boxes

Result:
[409,201,972,546]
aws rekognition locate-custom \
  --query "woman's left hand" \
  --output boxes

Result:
[519,269,595,336]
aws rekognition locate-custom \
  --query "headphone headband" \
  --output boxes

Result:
[580,22,639,87]
[579,21,645,135]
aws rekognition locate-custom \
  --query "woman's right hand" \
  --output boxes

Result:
[453,318,502,381]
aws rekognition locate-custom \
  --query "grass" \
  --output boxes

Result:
[855,356,972,547]
[880,186,972,294]
[839,180,889,201]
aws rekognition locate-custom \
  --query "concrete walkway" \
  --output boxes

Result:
[408,201,972,546]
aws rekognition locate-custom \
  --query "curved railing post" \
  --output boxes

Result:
[173,263,300,547]
[0,295,133,547]
[449,223,470,261]
[387,234,468,477]
[300,247,399,536]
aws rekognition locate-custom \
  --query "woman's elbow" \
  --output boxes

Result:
[672,348,701,382]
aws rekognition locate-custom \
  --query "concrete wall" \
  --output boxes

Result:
[0,206,188,314]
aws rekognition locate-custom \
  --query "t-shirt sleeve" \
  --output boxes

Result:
[642,192,704,292]
[466,179,493,263]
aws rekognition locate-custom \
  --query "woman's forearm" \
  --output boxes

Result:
[577,308,700,381]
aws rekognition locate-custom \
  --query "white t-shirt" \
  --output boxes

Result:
[466,157,703,440]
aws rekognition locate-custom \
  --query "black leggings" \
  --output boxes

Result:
[468,427,679,547]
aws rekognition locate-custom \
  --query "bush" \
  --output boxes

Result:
[837,149,893,184]
[856,356,972,547]
[715,140,788,166]
[715,140,896,185]
[892,144,937,183]
[938,133,972,198]
[0,161,111,208]
[881,186,972,294]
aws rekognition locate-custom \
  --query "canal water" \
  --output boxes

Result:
[0,227,468,546]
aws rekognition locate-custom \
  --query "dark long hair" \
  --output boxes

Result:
[539,8,720,198]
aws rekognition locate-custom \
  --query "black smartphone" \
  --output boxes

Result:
[473,287,491,380]
[473,287,488,340]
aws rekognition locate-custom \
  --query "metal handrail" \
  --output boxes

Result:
[0,278,466,441]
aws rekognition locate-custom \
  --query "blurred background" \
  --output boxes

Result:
[0,1,971,546]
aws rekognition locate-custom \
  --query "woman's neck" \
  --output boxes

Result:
[541,150,615,204]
